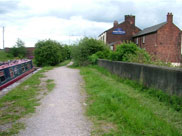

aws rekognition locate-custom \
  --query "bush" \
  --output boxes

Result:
[108,42,153,64]
[110,42,138,61]
[108,42,172,66]
[124,49,152,64]
[71,37,109,66]
[88,54,99,64]
[95,50,111,59]
[34,39,65,66]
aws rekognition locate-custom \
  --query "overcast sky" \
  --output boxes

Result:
[0,0,182,48]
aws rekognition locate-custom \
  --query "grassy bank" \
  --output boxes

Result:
[80,66,182,136]
[0,50,12,61]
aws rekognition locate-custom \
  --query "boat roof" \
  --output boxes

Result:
[0,59,31,70]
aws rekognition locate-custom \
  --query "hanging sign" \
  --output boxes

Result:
[112,28,126,35]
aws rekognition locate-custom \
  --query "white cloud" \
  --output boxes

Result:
[1,15,111,48]
[0,0,182,48]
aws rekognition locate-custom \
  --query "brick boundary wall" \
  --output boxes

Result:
[98,59,182,96]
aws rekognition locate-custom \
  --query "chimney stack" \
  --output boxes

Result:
[167,12,173,24]
[125,15,135,25]
[113,20,118,27]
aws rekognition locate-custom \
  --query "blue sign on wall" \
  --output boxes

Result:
[112,28,126,35]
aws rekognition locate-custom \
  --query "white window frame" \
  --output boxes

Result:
[136,38,138,44]
[142,36,145,44]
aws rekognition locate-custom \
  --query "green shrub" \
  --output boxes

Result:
[95,50,111,59]
[109,42,173,66]
[110,42,138,61]
[34,39,64,66]
[88,54,99,64]
[108,42,154,64]
[71,37,109,66]
[124,49,152,64]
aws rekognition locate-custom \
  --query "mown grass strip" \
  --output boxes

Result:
[80,65,182,136]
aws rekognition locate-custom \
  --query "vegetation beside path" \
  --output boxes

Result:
[80,65,182,136]
[0,60,69,136]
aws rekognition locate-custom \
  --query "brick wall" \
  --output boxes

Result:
[4,47,35,59]
[106,16,140,44]
[156,24,181,63]
[133,13,182,63]
[134,33,158,56]
[134,25,181,63]
[26,47,35,59]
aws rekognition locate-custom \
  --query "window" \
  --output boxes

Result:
[136,38,138,44]
[142,36,145,44]
[0,71,6,83]
[22,65,25,72]
[27,63,31,69]
[14,66,19,75]
[9,68,14,78]
[110,46,113,50]
[25,64,28,70]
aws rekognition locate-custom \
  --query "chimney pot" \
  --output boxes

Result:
[113,20,118,27]
[125,15,135,25]
[167,12,173,24]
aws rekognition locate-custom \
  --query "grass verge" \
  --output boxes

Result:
[56,60,71,67]
[93,65,182,112]
[0,60,70,136]
[80,65,182,136]
[0,67,54,136]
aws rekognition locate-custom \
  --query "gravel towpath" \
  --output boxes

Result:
[18,65,91,136]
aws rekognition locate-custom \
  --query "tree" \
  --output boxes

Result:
[9,39,27,58]
[71,37,109,66]
[34,39,65,66]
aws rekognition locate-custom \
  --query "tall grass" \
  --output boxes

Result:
[80,66,182,135]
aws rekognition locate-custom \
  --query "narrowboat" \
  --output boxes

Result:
[0,59,34,90]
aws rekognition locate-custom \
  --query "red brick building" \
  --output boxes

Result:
[5,47,35,59]
[98,15,141,50]
[133,13,181,65]
[26,47,35,59]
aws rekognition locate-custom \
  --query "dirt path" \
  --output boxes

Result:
[18,65,91,136]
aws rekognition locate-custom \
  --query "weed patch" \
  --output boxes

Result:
[46,79,55,92]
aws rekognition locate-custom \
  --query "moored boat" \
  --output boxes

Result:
[0,59,34,90]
